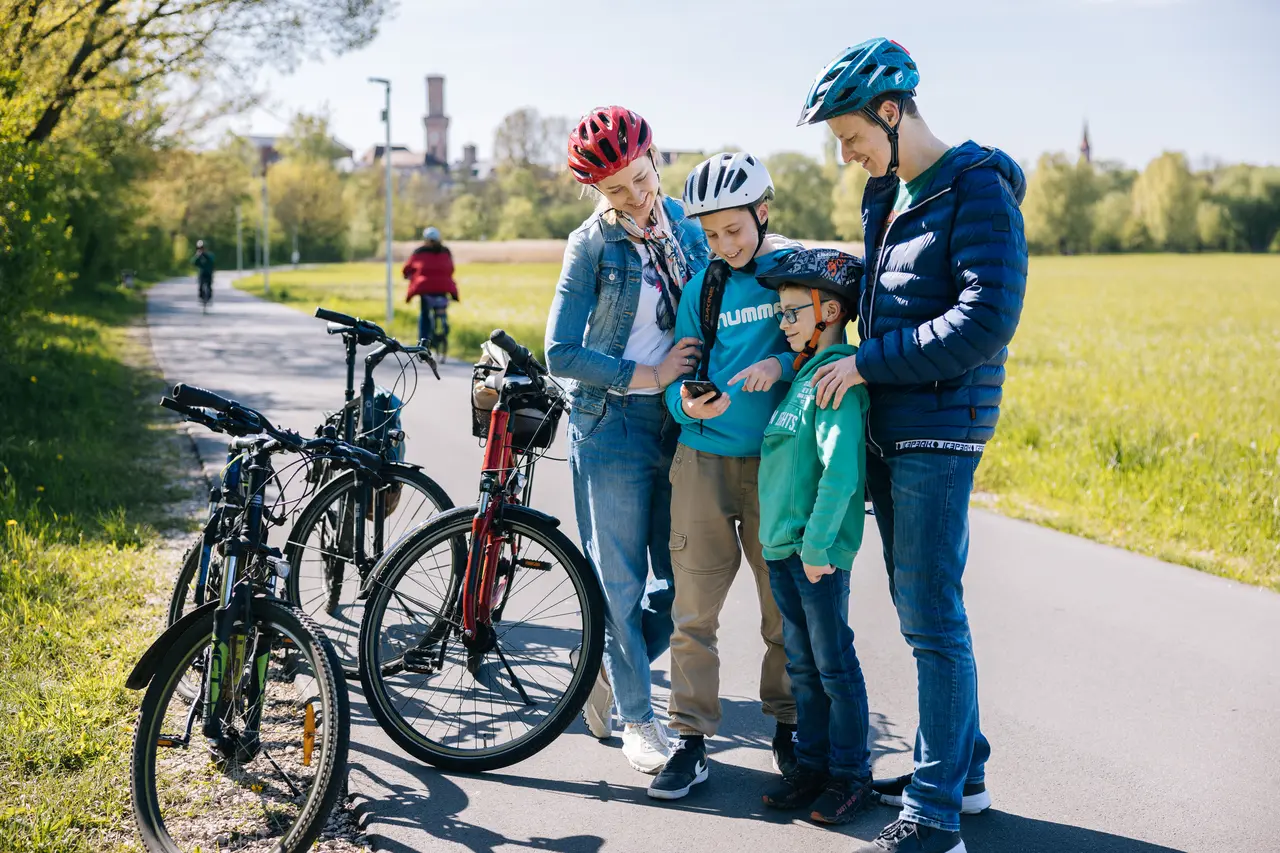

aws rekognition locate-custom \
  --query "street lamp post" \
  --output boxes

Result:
[369,77,393,326]
[259,147,271,295]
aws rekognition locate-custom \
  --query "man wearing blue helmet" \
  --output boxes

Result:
[797,38,1028,853]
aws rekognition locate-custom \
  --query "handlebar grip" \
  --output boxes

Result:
[171,383,233,413]
[159,396,219,429]
[315,307,359,326]
[489,329,537,373]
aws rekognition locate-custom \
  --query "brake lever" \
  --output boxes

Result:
[418,349,440,380]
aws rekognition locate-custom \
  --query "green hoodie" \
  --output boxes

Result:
[758,344,870,571]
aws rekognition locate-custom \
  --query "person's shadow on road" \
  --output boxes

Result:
[348,685,1189,853]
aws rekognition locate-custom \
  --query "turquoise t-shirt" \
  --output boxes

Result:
[663,246,802,458]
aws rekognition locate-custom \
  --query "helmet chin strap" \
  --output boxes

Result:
[739,204,769,273]
[861,95,906,177]
[792,289,828,370]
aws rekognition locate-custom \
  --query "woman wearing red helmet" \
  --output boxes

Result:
[545,106,709,775]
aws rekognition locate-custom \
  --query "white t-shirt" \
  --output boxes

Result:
[613,242,674,396]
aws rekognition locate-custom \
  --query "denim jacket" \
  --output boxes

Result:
[544,196,709,415]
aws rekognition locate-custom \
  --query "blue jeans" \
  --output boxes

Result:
[767,554,871,783]
[419,295,449,344]
[865,451,991,833]
[568,394,677,725]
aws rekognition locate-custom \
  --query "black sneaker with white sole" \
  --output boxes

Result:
[872,773,991,815]
[647,736,708,800]
[762,768,828,810]
[855,819,966,853]
[771,723,800,777]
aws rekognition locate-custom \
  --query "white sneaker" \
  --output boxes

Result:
[581,665,613,740]
[622,720,674,775]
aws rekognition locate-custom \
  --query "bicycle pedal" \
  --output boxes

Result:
[515,558,551,572]
[155,735,188,749]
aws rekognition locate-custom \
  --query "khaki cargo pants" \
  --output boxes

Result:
[667,443,796,736]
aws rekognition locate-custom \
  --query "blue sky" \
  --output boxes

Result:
[237,0,1279,169]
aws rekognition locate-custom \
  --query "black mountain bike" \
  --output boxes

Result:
[163,309,456,677]
[282,308,456,675]
[357,330,605,771]
[129,385,367,853]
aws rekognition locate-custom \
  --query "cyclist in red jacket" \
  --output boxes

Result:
[403,226,459,358]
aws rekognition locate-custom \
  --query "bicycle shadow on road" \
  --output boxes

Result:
[348,740,606,853]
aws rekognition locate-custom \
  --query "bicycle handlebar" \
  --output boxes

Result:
[171,383,233,413]
[315,307,359,326]
[489,329,542,376]
[161,389,382,473]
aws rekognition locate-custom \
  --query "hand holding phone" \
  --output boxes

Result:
[680,379,721,401]
[680,380,731,420]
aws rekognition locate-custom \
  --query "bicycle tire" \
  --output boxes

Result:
[165,538,203,627]
[358,505,605,772]
[283,463,455,676]
[131,596,349,853]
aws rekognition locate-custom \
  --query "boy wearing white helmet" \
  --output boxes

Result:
[648,152,802,802]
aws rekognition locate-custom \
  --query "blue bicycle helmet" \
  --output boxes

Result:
[798,38,919,175]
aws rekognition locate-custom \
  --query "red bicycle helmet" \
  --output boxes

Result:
[567,106,653,184]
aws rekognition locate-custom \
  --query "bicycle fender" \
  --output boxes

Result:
[498,505,562,529]
[126,600,218,690]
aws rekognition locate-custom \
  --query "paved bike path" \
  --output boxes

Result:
[147,274,1280,853]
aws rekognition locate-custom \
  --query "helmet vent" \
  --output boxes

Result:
[598,138,618,163]
[728,170,749,193]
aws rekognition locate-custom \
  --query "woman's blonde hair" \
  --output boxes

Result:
[587,148,666,219]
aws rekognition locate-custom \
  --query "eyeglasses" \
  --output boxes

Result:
[774,304,811,326]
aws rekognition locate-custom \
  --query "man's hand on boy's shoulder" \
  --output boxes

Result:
[811,355,866,410]
[728,358,782,393]
[680,384,731,420]
[803,562,836,584]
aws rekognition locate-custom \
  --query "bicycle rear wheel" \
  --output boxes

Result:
[358,505,605,772]
[284,464,453,675]
[131,596,349,853]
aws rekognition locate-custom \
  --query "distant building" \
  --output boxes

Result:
[424,75,450,168]
[1080,121,1092,164]
[358,144,429,172]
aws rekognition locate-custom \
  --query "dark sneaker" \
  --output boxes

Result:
[810,777,877,825]
[762,768,828,810]
[855,819,966,853]
[872,772,991,815]
[647,736,709,800]
[771,723,800,777]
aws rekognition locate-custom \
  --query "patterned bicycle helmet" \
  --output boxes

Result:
[797,38,919,127]
[567,106,653,184]
[756,248,863,306]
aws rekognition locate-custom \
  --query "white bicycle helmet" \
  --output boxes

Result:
[682,152,774,218]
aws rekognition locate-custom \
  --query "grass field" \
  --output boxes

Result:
[0,284,185,852]
[238,262,558,361]
[237,255,1280,589]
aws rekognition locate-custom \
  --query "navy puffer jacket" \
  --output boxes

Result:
[854,140,1028,456]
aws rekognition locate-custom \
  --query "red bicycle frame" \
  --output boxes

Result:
[460,408,516,640]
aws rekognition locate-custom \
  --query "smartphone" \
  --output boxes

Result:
[681,379,722,402]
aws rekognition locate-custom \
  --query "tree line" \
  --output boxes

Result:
[4,0,1279,346]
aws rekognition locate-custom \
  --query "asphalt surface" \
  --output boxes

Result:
[146,273,1280,853]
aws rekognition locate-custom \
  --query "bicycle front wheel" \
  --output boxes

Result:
[284,464,454,674]
[359,505,605,772]
[131,596,349,853]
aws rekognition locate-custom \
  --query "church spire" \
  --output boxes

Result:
[1080,120,1092,164]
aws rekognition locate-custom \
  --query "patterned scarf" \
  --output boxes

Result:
[613,196,692,331]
